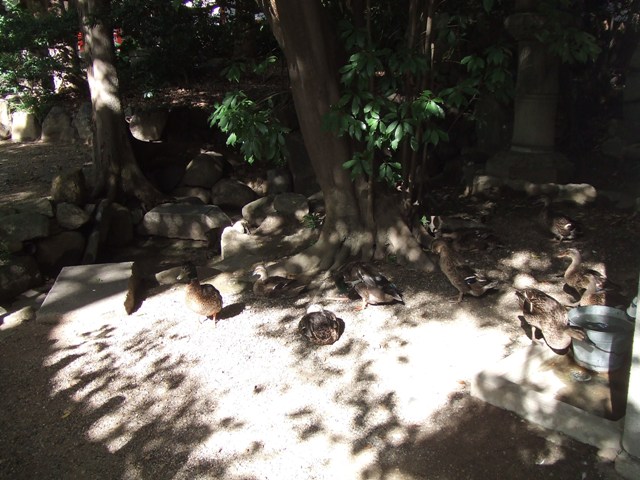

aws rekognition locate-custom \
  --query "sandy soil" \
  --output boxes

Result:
[1,140,638,479]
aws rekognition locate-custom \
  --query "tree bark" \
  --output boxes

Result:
[76,0,168,208]
[260,0,435,273]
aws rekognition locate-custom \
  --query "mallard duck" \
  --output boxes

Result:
[578,271,627,308]
[558,248,619,294]
[515,288,586,350]
[336,261,403,309]
[298,305,345,345]
[177,262,223,323]
[537,196,582,241]
[431,239,498,302]
[252,264,306,298]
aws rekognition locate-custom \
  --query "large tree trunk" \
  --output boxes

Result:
[76,0,168,208]
[261,0,435,273]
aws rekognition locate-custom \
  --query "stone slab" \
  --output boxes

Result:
[36,262,133,324]
[138,203,231,241]
[471,343,625,451]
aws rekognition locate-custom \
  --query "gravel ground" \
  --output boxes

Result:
[1,140,638,479]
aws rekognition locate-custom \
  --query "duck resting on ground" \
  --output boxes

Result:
[177,262,223,323]
[336,261,403,309]
[537,196,582,242]
[431,239,498,302]
[515,287,586,350]
[298,305,345,345]
[252,264,306,298]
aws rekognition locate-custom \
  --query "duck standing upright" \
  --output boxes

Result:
[336,261,403,309]
[558,248,620,294]
[431,240,498,302]
[515,287,586,350]
[177,262,223,323]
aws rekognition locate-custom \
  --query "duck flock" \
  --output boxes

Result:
[177,194,634,353]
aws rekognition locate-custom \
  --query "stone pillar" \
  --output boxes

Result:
[616,275,640,479]
[485,0,573,183]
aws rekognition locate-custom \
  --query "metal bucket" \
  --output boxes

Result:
[568,306,635,373]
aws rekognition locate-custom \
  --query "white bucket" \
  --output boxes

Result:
[568,306,635,373]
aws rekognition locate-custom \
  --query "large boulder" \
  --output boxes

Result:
[138,203,232,241]
[182,153,228,188]
[73,102,93,144]
[273,192,309,221]
[55,202,91,230]
[0,99,11,140]
[0,256,42,302]
[242,196,275,227]
[51,168,87,206]
[172,186,211,204]
[35,231,85,277]
[41,106,76,143]
[0,212,50,243]
[211,178,258,209]
[128,109,169,141]
[267,167,293,194]
[11,111,40,142]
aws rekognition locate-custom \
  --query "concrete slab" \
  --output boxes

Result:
[471,343,628,451]
[36,262,133,324]
[138,203,231,241]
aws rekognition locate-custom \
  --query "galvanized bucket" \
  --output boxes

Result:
[568,305,635,373]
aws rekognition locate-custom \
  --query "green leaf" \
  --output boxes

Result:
[385,121,398,134]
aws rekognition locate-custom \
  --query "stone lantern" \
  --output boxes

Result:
[485,0,573,183]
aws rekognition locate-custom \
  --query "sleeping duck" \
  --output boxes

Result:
[252,264,306,298]
[298,305,345,345]
[515,287,586,351]
[336,261,403,309]
[431,239,498,302]
[537,196,582,241]
[177,262,223,323]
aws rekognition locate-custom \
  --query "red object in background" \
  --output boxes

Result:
[77,28,124,52]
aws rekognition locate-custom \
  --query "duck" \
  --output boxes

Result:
[252,264,306,298]
[537,196,582,241]
[177,262,223,323]
[336,261,403,309]
[298,305,345,345]
[431,239,498,302]
[578,271,628,308]
[515,287,586,350]
[557,248,620,294]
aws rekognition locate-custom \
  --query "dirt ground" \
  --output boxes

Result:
[1,139,639,479]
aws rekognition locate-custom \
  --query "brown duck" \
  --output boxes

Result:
[177,262,223,323]
[298,305,345,345]
[515,288,586,350]
[336,261,403,309]
[578,272,628,308]
[431,240,498,302]
[537,196,582,241]
[558,248,619,293]
[252,264,306,298]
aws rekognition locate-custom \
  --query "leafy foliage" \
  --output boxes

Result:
[0,2,79,114]
[209,88,289,166]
